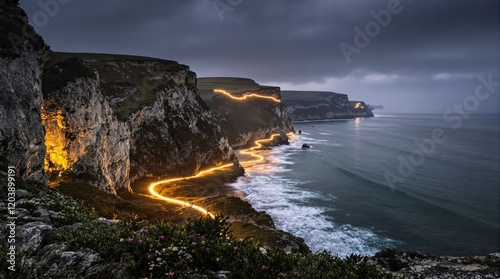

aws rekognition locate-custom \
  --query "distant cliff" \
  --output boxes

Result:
[0,0,48,184]
[349,100,375,117]
[281,90,374,121]
[198,77,293,148]
[40,52,234,193]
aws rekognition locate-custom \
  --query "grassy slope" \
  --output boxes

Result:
[281,90,338,102]
[198,77,290,147]
[50,168,294,249]
[198,77,263,101]
[47,51,182,120]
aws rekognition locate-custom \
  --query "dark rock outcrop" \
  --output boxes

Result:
[0,173,133,278]
[20,244,133,279]
[0,0,48,184]
[281,90,374,121]
[371,249,500,279]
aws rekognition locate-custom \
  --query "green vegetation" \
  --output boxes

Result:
[42,58,97,97]
[53,177,198,223]
[47,52,182,120]
[50,215,394,278]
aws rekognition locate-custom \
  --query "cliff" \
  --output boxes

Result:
[281,90,374,121]
[0,0,48,184]
[41,58,130,193]
[350,100,375,117]
[41,52,234,192]
[198,77,293,148]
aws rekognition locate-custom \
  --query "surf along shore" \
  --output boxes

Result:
[130,132,310,253]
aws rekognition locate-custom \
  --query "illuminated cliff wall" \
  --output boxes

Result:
[41,110,69,173]
[41,58,131,194]
[40,53,234,192]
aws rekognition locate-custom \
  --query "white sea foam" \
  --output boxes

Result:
[230,135,397,256]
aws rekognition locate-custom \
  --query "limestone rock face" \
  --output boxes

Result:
[128,68,233,180]
[0,0,48,183]
[42,58,130,193]
[40,53,233,191]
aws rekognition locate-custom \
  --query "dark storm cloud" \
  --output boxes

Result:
[19,0,499,111]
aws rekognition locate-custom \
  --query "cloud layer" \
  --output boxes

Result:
[20,0,499,111]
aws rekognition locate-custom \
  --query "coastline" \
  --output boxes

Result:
[131,160,310,253]
[130,133,310,253]
[218,125,500,278]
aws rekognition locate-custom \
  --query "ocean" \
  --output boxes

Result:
[230,113,500,256]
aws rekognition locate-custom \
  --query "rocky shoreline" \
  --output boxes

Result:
[370,249,500,279]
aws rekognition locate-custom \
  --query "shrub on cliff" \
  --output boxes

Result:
[51,215,395,278]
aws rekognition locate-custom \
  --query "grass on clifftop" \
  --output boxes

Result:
[47,51,183,120]
[281,91,342,102]
[197,77,262,101]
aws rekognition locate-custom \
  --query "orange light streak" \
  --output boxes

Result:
[213,89,281,103]
[240,133,281,165]
[148,133,291,218]
[354,102,365,109]
[149,163,232,218]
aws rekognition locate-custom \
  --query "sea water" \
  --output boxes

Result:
[230,113,500,256]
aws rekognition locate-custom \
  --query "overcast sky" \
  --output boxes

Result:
[20,0,499,112]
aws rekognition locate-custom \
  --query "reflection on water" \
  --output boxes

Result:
[355,117,363,129]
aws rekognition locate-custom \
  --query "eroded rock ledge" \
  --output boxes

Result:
[371,249,500,279]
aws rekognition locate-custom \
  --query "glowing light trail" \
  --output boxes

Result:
[148,133,291,218]
[213,89,281,103]
[149,163,232,218]
[354,102,365,109]
[239,133,281,165]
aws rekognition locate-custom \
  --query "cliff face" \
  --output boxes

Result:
[198,77,293,148]
[41,52,233,192]
[127,69,233,180]
[349,101,374,117]
[0,0,48,183]
[42,58,130,193]
[281,90,374,121]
